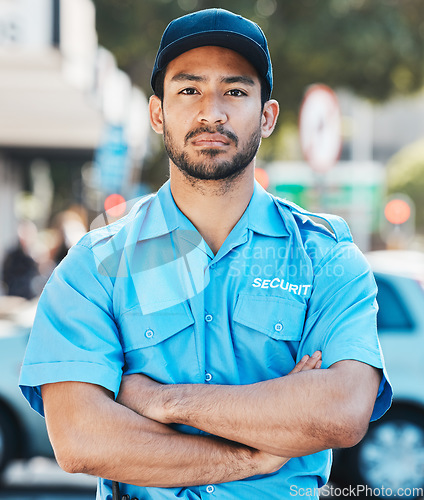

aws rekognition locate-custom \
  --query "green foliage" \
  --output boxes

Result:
[387,139,424,232]
[92,0,424,114]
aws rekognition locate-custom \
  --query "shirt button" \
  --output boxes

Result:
[205,314,213,323]
[206,485,215,493]
[145,329,154,338]
[205,372,213,382]
[210,263,216,269]
[274,323,283,332]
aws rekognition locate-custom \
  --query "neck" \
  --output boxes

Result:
[169,163,255,255]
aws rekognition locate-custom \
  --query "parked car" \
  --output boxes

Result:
[0,297,53,473]
[331,250,424,498]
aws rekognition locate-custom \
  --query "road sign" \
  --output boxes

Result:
[94,124,129,193]
[266,160,385,251]
[299,84,342,173]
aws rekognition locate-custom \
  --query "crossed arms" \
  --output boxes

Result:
[41,352,380,488]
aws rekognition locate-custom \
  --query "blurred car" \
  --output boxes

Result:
[331,250,424,498]
[0,297,53,473]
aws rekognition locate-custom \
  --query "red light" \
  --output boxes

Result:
[254,168,269,189]
[384,199,411,225]
[104,194,126,218]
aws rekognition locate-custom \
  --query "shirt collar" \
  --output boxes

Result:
[137,179,290,242]
[247,181,290,238]
[137,180,195,242]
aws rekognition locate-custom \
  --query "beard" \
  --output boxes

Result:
[163,122,262,182]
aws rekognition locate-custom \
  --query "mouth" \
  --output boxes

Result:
[191,134,231,148]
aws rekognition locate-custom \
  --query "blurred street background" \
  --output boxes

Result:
[1,0,424,498]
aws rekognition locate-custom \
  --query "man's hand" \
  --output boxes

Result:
[288,351,322,374]
[117,351,322,424]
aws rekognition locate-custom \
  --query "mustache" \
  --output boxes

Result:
[184,125,238,146]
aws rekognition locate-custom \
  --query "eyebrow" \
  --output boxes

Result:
[221,76,256,86]
[170,73,256,86]
[171,73,206,83]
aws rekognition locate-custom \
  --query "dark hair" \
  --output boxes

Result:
[153,68,270,109]
[153,69,166,102]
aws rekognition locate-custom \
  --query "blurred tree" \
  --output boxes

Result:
[93,0,424,115]
[386,139,424,233]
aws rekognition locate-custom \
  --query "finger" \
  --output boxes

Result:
[293,351,322,373]
[289,351,323,375]
[301,356,319,371]
[304,351,322,370]
[289,355,309,374]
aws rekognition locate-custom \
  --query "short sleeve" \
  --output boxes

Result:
[302,242,392,421]
[19,244,124,417]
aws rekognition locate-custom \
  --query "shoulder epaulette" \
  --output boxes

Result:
[276,198,353,243]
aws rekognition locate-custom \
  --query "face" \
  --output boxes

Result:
[150,46,278,183]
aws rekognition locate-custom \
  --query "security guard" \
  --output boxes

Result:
[20,8,392,500]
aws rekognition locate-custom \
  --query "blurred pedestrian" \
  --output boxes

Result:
[49,206,88,265]
[2,220,40,299]
[20,8,392,500]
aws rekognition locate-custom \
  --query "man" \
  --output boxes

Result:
[20,8,392,500]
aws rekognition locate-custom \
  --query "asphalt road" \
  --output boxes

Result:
[0,457,96,499]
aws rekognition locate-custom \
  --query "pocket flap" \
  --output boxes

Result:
[119,301,194,351]
[233,293,306,341]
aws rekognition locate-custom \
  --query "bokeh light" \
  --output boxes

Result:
[254,167,270,189]
[104,193,126,218]
[384,198,411,225]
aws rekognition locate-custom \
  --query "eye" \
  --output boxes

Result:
[180,88,199,95]
[226,89,247,97]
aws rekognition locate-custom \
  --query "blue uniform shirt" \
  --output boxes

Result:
[20,180,392,500]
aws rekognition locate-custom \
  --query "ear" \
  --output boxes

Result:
[149,95,164,135]
[261,99,279,139]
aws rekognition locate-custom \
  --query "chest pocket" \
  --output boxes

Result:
[233,293,306,341]
[119,300,194,352]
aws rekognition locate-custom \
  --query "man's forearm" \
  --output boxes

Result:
[119,359,380,457]
[161,370,347,456]
[41,381,287,487]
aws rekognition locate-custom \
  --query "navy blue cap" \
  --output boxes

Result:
[151,8,273,99]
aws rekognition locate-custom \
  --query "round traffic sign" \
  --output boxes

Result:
[299,84,342,173]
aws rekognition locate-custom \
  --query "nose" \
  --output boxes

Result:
[198,93,227,125]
